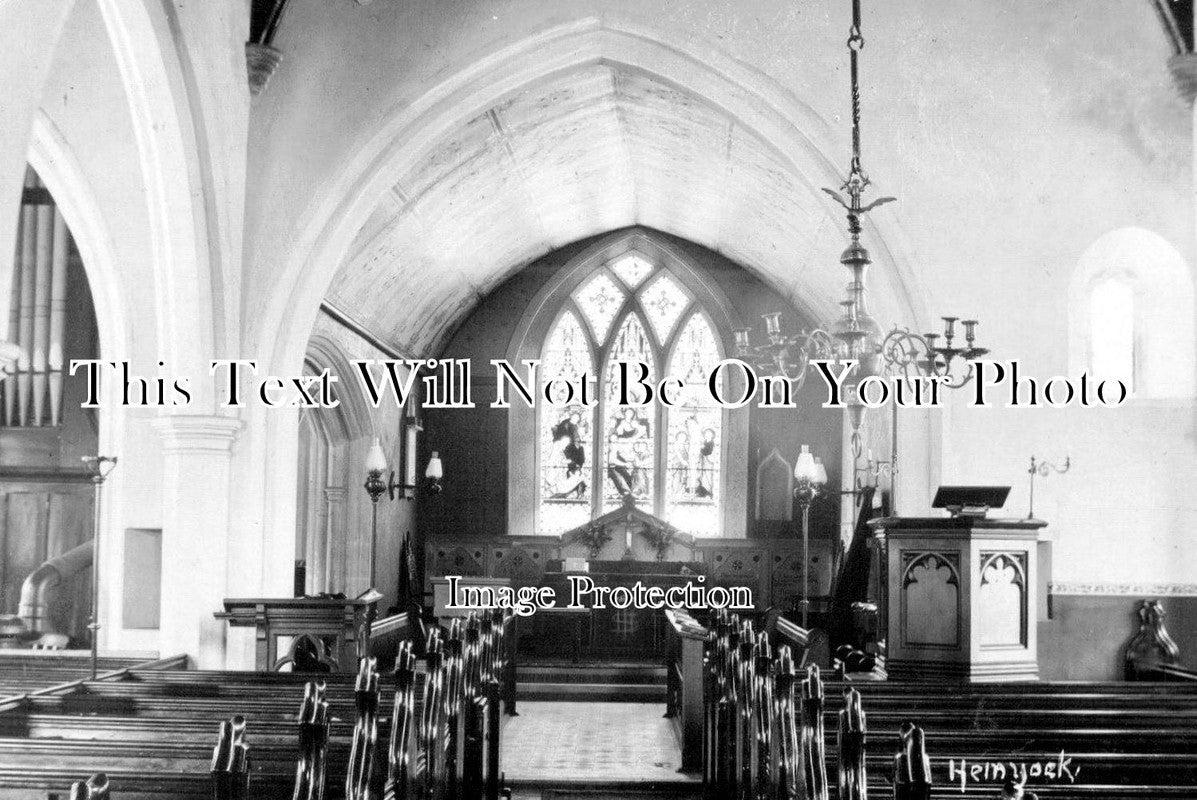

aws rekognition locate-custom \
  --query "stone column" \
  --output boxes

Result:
[153,414,242,668]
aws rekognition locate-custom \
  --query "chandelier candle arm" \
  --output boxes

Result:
[735,0,989,523]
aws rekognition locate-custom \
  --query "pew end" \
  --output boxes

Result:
[68,773,109,800]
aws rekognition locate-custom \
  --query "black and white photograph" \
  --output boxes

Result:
[0,0,1194,797]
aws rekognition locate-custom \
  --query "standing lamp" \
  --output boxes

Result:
[363,437,444,591]
[793,445,827,628]
[82,455,118,679]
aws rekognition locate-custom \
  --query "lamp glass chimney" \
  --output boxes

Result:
[365,438,387,473]
[793,444,818,481]
[813,457,828,485]
[425,451,444,480]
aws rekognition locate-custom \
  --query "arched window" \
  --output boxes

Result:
[1069,227,1195,399]
[1088,277,1135,389]
[537,254,725,535]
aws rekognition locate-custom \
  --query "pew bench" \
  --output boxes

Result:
[0,611,514,800]
[700,608,1197,800]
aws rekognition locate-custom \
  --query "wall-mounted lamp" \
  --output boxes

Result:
[363,433,444,592]
[1027,454,1069,519]
[364,434,444,503]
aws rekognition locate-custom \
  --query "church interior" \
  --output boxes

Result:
[0,0,1196,797]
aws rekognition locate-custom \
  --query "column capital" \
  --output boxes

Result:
[152,414,243,454]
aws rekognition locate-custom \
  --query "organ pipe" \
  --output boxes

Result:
[4,171,75,429]
[49,209,67,426]
[4,210,20,427]
[32,191,53,426]
[17,197,36,426]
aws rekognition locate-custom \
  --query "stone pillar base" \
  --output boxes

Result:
[153,414,243,668]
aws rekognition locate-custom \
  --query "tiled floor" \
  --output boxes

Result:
[501,701,700,785]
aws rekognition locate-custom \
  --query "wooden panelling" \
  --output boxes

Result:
[1,492,47,612]
[425,512,836,612]
[122,528,162,630]
[0,481,94,640]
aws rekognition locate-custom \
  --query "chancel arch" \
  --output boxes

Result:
[248,18,936,568]
[418,227,850,543]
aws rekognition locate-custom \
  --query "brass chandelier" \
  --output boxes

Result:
[734,0,990,490]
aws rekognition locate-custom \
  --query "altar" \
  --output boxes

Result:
[534,560,702,659]
[423,503,836,662]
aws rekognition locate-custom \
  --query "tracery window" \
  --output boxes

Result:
[537,254,725,535]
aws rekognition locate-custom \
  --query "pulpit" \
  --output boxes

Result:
[871,516,1045,681]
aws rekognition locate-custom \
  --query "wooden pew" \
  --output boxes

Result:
[68,773,109,800]
[836,687,867,800]
[369,611,424,668]
[894,722,933,800]
[663,608,706,772]
[699,609,1197,799]
[770,612,830,670]
[293,680,331,800]
[210,716,249,800]
[384,642,417,799]
[0,652,187,700]
[345,658,381,800]
[0,610,514,800]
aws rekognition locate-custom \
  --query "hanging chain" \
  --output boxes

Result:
[846,0,867,192]
[821,0,893,224]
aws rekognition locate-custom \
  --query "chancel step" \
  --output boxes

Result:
[508,781,703,799]
[517,662,666,702]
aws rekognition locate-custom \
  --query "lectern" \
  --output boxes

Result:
[870,515,1045,681]
[216,592,382,671]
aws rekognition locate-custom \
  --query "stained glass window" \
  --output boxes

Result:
[574,271,624,345]
[640,272,689,344]
[536,256,726,536]
[611,254,654,288]
[538,310,595,534]
[664,313,723,534]
[602,314,656,512]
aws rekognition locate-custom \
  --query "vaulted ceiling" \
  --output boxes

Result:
[324,63,871,355]
[294,0,1187,361]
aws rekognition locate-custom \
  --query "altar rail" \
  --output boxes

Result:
[424,534,836,612]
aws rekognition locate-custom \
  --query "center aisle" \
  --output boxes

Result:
[501,701,702,798]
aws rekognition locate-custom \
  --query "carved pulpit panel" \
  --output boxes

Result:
[901,552,960,647]
[978,552,1026,647]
